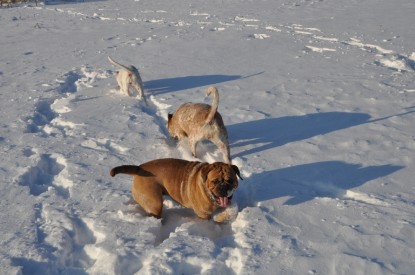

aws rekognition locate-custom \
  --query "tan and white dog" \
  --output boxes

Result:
[167,86,231,163]
[108,56,145,100]
[110,158,242,222]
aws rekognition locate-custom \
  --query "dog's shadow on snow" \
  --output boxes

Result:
[228,111,406,207]
[228,111,372,159]
[237,161,403,208]
[229,109,415,159]
[44,0,106,5]
[145,74,250,94]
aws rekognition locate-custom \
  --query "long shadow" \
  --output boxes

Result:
[228,112,371,158]
[145,74,243,95]
[237,161,403,208]
[11,257,89,275]
[45,0,105,5]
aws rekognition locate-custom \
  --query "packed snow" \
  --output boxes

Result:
[1,0,414,274]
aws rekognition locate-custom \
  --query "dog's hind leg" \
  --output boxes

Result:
[212,137,231,164]
[116,71,133,96]
[133,74,144,99]
[123,81,134,97]
[189,138,199,158]
[132,178,163,218]
[133,83,146,104]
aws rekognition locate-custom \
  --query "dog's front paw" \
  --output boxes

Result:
[213,202,238,223]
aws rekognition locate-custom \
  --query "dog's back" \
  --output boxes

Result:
[169,102,226,138]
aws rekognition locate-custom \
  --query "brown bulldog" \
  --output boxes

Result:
[110,158,242,222]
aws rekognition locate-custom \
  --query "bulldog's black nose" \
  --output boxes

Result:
[219,186,228,197]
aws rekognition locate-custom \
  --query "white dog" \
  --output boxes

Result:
[108,56,145,100]
[167,87,231,163]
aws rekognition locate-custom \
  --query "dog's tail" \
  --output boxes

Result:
[110,165,154,177]
[108,56,134,73]
[205,86,219,124]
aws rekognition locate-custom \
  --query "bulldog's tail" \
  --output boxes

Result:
[205,86,219,124]
[110,165,154,177]
[108,56,135,73]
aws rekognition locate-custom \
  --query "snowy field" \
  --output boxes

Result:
[1,0,415,274]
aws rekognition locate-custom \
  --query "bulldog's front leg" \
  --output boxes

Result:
[191,207,211,220]
[213,201,239,223]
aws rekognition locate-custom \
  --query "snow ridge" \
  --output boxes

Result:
[12,68,111,274]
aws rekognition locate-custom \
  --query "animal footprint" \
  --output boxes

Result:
[24,100,57,133]
[18,153,73,198]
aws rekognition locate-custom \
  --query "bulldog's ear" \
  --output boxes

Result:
[231,165,243,180]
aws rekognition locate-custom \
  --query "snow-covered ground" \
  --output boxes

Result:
[1,0,415,274]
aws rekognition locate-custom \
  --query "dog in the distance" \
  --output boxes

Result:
[108,56,145,101]
[110,158,243,223]
[167,86,231,163]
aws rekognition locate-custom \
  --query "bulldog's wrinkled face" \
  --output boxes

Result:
[205,163,241,208]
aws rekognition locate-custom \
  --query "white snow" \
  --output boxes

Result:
[1,0,415,274]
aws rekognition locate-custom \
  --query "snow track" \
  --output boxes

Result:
[15,58,253,272]
[12,67,107,274]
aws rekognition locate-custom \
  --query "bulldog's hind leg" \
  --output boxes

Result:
[132,178,163,218]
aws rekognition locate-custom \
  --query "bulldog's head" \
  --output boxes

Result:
[202,163,243,208]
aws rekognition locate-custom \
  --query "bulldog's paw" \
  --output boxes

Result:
[213,202,238,223]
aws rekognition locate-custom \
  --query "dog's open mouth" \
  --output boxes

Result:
[216,195,232,208]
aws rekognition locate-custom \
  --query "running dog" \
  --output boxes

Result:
[110,158,242,222]
[108,56,145,100]
[167,86,231,163]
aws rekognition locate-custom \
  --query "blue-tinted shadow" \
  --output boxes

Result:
[239,161,403,207]
[145,74,242,94]
[229,112,371,158]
